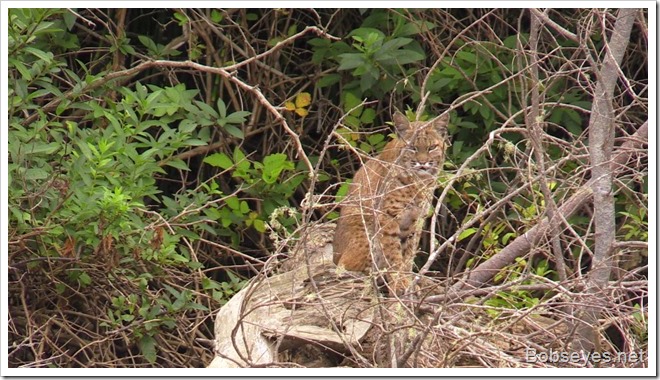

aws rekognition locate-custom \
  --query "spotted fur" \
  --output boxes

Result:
[333,111,450,294]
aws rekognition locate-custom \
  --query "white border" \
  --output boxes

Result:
[1,2,656,377]
[1,1,8,376]
[645,1,656,376]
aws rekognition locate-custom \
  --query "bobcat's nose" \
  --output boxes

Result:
[412,161,437,176]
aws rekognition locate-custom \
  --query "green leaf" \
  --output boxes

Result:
[169,253,189,263]
[138,35,157,52]
[378,37,412,54]
[337,53,365,71]
[25,142,60,155]
[224,110,250,125]
[287,25,298,37]
[440,65,461,79]
[55,283,66,294]
[306,38,331,48]
[216,98,227,119]
[456,50,476,64]
[343,91,363,115]
[24,46,53,63]
[503,34,523,49]
[335,181,351,202]
[252,219,266,233]
[366,133,384,145]
[202,278,222,290]
[24,168,49,180]
[223,124,244,139]
[13,79,27,99]
[183,138,207,147]
[394,49,425,65]
[458,228,477,242]
[211,9,223,23]
[173,12,188,25]
[262,153,294,184]
[396,21,436,37]
[478,105,492,120]
[191,101,215,120]
[344,115,361,129]
[120,42,136,55]
[63,10,77,30]
[348,27,385,42]
[318,73,341,88]
[9,58,32,81]
[139,335,157,363]
[457,120,479,129]
[267,37,284,47]
[360,108,376,124]
[226,196,240,210]
[78,272,92,286]
[166,158,190,171]
[32,20,61,35]
[360,72,377,93]
[233,147,248,170]
[204,153,233,170]
[163,284,181,298]
[186,302,209,311]
[502,232,516,245]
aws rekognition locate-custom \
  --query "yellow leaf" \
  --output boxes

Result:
[285,101,296,111]
[295,108,309,117]
[295,92,311,108]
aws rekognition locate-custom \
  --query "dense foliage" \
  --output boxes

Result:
[7,8,648,368]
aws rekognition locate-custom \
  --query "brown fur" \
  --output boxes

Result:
[333,111,450,294]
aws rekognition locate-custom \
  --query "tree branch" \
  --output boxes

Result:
[574,7,637,353]
[587,7,637,289]
[527,8,569,282]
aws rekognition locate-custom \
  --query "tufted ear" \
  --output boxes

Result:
[430,113,450,140]
[392,111,411,137]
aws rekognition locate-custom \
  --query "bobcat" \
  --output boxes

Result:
[333,111,450,295]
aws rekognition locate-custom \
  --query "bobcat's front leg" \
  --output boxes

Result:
[398,203,423,240]
[375,204,410,295]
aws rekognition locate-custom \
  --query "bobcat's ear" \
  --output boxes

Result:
[431,113,450,140]
[392,111,411,137]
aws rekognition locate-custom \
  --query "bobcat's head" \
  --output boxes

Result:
[392,111,450,178]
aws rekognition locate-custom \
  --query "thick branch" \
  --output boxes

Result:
[575,7,637,354]
[587,8,636,288]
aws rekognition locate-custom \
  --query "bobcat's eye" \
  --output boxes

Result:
[404,145,417,153]
[428,144,439,153]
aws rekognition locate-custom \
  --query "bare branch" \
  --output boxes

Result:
[575,7,637,353]
[527,8,569,282]
[451,120,647,292]
[530,8,579,42]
